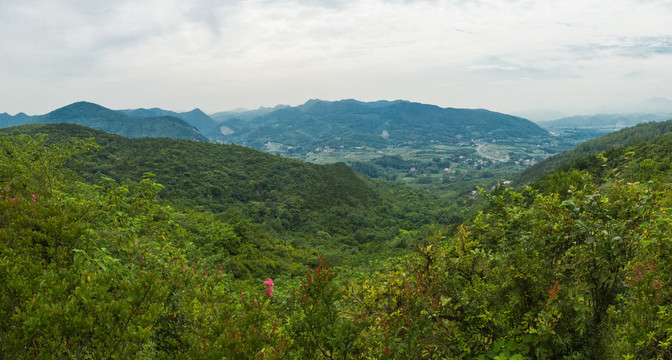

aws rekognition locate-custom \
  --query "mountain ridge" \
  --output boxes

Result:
[121,107,217,134]
[210,99,550,148]
[0,112,36,127]
[31,101,208,141]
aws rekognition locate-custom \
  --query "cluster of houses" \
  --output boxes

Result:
[514,157,537,165]
[440,156,501,173]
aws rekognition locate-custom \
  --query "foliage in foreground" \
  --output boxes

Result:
[1,134,671,359]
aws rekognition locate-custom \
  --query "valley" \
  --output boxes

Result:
[203,99,590,199]
[266,137,559,203]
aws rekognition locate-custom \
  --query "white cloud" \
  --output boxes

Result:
[1,0,671,114]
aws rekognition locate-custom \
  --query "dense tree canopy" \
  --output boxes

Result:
[1,125,671,359]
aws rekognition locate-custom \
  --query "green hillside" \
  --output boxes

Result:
[0,124,454,246]
[1,123,373,212]
[31,101,208,141]
[530,130,672,196]
[3,115,672,359]
[517,119,672,184]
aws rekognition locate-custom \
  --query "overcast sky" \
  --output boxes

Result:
[1,0,671,117]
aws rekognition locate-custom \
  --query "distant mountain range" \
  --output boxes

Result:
[537,113,672,130]
[517,97,672,123]
[0,112,37,127]
[1,99,551,147]
[4,102,208,141]
[209,99,550,149]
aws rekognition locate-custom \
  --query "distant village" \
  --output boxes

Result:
[269,138,547,184]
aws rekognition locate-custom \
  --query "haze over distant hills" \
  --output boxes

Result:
[537,113,672,131]
[590,97,672,115]
[516,97,672,124]
[210,104,290,123]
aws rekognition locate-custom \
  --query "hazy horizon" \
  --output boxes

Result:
[1,0,672,118]
[4,96,672,124]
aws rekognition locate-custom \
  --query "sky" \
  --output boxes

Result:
[1,0,672,118]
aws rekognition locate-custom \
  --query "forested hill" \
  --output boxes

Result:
[0,123,392,232]
[30,101,208,141]
[0,112,35,127]
[517,119,672,184]
[121,107,217,134]
[210,99,550,147]
[530,129,672,195]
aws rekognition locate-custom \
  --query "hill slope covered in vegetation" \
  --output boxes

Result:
[517,119,672,184]
[2,121,671,359]
[1,123,456,255]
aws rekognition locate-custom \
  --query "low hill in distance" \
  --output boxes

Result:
[525,113,672,152]
[30,101,208,141]
[517,119,672,185]
[538,113,672,131]
[121,107,218,134]
[0,112,36,127]
[210,104,290,124]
